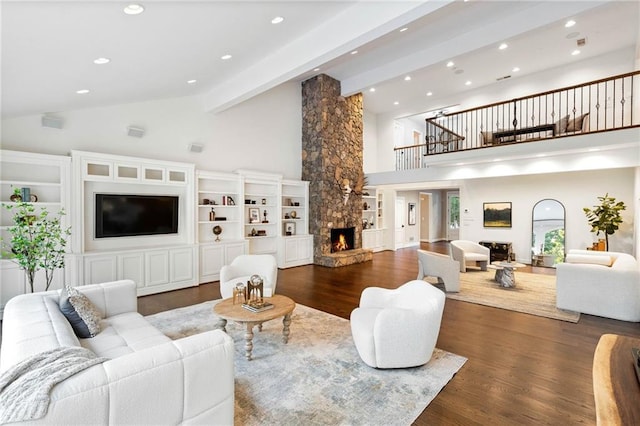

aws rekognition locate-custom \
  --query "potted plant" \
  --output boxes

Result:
[1,188,71,292]
[583,193,626,251]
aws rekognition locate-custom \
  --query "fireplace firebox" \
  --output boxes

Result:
[331,227,355,253]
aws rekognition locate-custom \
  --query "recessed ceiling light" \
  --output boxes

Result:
[187,79,197,84]
[123,4,144,15]
[399,27,408,32]
[565,20,576,28]
[393,101,399,105]
[313,68,320,72]
[512,67,520,72]
[446,61,454,68]
[76,89,90,94]
[426,92,433,96]
[456,162,465,166]
[368,88,376,93]
[221,54,232,60]
[404,75,411,81]
[588,148,600,152]
[350,50,358,55]
[571,49,581,56]
[493,158,502,162]
[536,153,547,158]
[465,80,472,86]
[499,43,508,50]
[93,57,110,65]
[271,16,284,24]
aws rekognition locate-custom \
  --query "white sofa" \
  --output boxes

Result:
[0,280,235,424]
[417,249,460,292]
[556,250,640,322]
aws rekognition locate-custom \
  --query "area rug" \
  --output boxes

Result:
[146,301,467,426]
[445,270,580,322]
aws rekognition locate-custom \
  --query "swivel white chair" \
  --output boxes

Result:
[450,240,490,273]
[350,280,445,369]
[219,254,278,299]
[417,249,460,292]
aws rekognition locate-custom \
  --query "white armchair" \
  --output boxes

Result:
[219,254,278,299]
[417,249,460,292]
[350,280,445,369]
[450,240,490,272]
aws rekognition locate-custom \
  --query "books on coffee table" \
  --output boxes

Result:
[242,302,274,313]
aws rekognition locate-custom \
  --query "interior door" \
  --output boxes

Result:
[395,197,405,249]
[446,191,460,241]
[420,193,431,242]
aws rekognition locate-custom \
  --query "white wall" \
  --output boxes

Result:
[1,82,303,179]
[458,168,635,262]
[363,109,378,174]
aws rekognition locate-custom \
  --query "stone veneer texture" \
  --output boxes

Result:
[301,74,368,266]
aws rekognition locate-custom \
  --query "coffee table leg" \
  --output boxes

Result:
[244,322,255,360]
[216,318,227,333]
[282,313,292,344]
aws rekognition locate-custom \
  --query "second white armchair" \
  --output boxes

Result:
[417,249,460,292]
[450,240,490,273]
[219,254,278,299]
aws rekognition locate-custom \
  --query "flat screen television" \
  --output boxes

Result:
[95,194,179,238]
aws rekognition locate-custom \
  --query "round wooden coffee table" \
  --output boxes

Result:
[213,295,296,360]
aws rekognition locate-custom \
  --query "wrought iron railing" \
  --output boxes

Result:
[395,70,639,170]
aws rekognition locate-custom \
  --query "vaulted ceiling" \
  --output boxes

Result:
[2,1,637,120]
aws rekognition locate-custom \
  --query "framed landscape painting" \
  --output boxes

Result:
[483,202,512,228]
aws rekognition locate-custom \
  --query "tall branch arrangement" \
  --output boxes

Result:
[1,188,71,292]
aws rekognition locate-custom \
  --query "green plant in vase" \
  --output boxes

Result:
[1,188,71,292]
[583,193,626,251]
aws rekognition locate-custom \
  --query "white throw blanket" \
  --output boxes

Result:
[0,347,107,424]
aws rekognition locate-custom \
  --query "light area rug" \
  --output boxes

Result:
[146,301,467,426]
[444,270,580,322]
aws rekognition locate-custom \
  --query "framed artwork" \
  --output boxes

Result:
[408,202,416,225]
[249,208,260,224]
[483,202,512,228]
[284,222,296,236]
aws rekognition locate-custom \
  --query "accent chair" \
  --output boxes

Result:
[450,240,490,272]
[417,249,460,292]
[219,254,278,299]
[350,280,445,369]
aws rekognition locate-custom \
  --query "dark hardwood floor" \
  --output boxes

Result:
[138,242,640,425]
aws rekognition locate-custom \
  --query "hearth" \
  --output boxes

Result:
[331,227,355,253]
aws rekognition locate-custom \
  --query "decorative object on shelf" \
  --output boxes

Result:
[214,217,227,221]
[20,187,30,203]
[9,193,21,202]
[293,202,300,206]
[227,196,235,205]
[290,210,297,219]
[251,228,257,236]
[363,202,368,210]
[284,213,290,219]
[245,199,251,205]
[261,198,266,205]
[233,283,246,305]
[362,218,369,229]
[249,208,260,223]
[209,208,216,221]
[408,202,416,225]
[1,188,71,292]
[285,198,292,206]
[212,225,222,242]
[30,194,38,202]
[583,193,626,251]
[483,202,512,228]
[257,230,267,236]
[202,198,210,205]
[285,222,296,236]
[262,210,268,223]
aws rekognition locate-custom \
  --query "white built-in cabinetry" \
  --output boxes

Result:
[362,187,386,252]
[196,170,247,283]
[67,151,197,295]
[279,179,313,267]
[0,150,71,317]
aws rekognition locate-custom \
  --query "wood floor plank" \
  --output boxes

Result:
[138,242,640,425]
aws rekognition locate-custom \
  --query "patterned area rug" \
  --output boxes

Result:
[146,301,466,426]
[445,270,580,322]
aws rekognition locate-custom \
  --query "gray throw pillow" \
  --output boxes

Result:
[59,285,102,338]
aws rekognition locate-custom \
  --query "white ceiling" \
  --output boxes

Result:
[2,1,638,120]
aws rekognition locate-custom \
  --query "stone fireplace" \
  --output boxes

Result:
[301,74,373,267]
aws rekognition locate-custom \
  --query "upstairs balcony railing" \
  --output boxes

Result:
[395,70,639,171]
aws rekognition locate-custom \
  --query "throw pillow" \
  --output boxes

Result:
[59,285,103,338]
[554,115,570,134]
[566,113,589,132]
[565,254,613,267]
